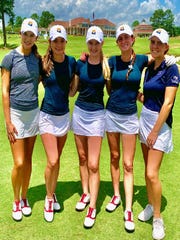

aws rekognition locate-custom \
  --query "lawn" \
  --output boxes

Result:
[0,34,180,240]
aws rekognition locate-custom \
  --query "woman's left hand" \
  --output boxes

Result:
[147,130,158,149]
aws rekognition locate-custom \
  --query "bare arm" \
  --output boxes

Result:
[148,54,177,66]
[137,91,144,103]
[147,86,178,148]
[69,74,79,97]
[1,68,18,143]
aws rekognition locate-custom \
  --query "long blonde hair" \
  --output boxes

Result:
[100,50,110,81]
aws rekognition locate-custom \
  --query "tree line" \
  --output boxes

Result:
[1,0,180,47]
[132,9,180,37]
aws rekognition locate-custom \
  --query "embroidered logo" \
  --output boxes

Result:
[156,29,161,35]
[57,27,61,33]
[92,29,96,35]
[28,21,33,27]
[120,26,125,31]
[172,75,179,84]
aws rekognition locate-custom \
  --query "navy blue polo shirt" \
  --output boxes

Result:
[40,55,76,115]
[143,61,180,127]
[75,59,105,111]
[106,54,148,114]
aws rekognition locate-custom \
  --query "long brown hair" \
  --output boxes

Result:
[41,45,54,76]
[32,44,41,59]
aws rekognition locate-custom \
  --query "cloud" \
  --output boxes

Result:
[174,12,180,25]
[138,0,160,15]
[164,0,174,10]
[13,0,179,26]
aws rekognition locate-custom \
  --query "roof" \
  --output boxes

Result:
[71,17,90,26]
[133,23,153,35]
[49,20,69,28]
[48,17,116,32]
[91,18,116,27]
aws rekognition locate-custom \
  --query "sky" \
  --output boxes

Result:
[13,0,180,26]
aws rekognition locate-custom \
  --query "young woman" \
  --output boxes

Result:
[138,28,179,240]
[105,24,149,232]
[70,26,110,228]
[1,18,40,221]
[39,25,76,222]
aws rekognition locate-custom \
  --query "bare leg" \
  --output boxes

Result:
[87,136,102,209]
[21,136,36,199]
[106,132,120,196]
[122,134,136,211]
[146,149,164,218]
[74,134,89,194]
[10,139,25,202]
[41,133,67,198]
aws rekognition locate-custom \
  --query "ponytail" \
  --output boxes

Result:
[42,45,54,76]
[100,50,110,81]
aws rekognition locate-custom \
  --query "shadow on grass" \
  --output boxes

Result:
[28,180,167,219]
[28,181,81,211]
[98,181,167,216]
[133,184,167,215]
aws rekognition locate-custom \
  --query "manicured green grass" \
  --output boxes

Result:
[0,34,180,240]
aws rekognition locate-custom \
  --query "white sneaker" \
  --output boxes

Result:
[75,193,90,211]
[21,199,32,216]
[124,210,135,232]
[53,193,61,212]
[152,218,165,240]
[12,201,22,221]
[84,207,96,228]
[106,195,121,212]
[44,197,54,222]
[138,204,153,222]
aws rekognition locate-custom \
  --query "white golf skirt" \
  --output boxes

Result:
[10,107,39,139]
[71,105,105,137]
[105,109,139,134]
[139,106,173,153]
[39,111,70,137]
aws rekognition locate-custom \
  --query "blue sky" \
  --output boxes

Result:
[13,0,180,26]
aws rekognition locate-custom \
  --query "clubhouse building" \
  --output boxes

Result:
[40,18,153,38]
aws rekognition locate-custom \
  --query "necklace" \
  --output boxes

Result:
[126,49,136,80]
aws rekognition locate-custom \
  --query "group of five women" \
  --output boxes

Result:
[1,18,179,240]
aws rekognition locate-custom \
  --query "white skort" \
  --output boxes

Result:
[71,105,105,137]
[39,111,70,137]
[105,109,139,134]
[10,107,39,139]
[139,106,173,153]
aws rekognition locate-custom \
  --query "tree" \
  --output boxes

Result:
[39,11,55,28]
[132,20,139,28]
[0,0,14,47]
[173,26,180,36]
[8,12,15,32]
[31,13,39,25]
[14,16,23,27]
[150,9,175,36]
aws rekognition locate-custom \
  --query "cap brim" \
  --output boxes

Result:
[86,37,102,43]
[21,29,38,36]
[148,34,168,43]
[50,34,67,41]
